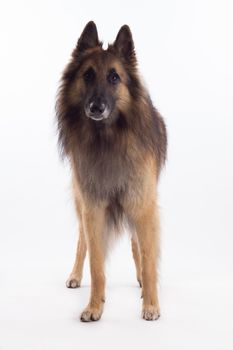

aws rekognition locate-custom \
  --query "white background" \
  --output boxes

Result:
[0,0,233,349]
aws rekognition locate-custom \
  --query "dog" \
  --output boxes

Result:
[56,21,167,321]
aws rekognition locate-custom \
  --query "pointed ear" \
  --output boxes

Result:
[113,25,135,63]
[75,21,100,54]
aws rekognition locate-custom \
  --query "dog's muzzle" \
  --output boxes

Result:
[85,99,110,121]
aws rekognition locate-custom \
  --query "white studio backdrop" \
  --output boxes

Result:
[0,1,233,349]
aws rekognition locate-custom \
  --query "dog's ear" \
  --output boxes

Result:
[113,25,136,63]
[74,21,100,55]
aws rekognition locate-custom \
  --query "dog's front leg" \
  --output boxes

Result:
[80,203,106,322]
[135,200,160,321]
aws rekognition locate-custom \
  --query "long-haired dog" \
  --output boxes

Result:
[56,21,167,321]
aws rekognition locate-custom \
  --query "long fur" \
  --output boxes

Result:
[56,21,167,321]
[56,41,167,232]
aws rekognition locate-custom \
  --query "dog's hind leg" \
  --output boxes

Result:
[66,221,87,288]
[131,236,142,287]
[66,180,87,289]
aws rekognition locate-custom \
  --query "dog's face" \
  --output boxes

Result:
[78,51,130,122]
[64,22,138,124]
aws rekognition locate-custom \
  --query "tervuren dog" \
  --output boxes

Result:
[56,21,167,321]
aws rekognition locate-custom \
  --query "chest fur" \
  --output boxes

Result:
[73,143,144,202]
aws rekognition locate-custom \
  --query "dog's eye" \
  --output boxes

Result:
[83,68,95,82]
[108,70,120,84]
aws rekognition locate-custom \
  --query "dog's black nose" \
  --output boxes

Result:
[85,97,110,121]
[89,101,106,115]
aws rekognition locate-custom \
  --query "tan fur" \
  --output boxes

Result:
[116,83,131,112]
[67,154,160,321]
[131,236,142,287]
[123,156,160,319]
[66,175,86,288]
[111,60,129,83]
[57,22,167,322]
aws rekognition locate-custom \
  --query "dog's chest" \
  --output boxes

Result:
[75,148,139,200]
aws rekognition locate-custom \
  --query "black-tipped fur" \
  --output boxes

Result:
[56,22,167,205]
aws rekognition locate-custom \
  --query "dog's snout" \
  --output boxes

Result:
[89,101,106,115]
[85,97,109,121]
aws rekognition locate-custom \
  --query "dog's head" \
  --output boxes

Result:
[61,21,140,124]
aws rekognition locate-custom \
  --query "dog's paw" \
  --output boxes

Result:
[66,276,81,288]
[142,305,160,321]
[80,306,103,322]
